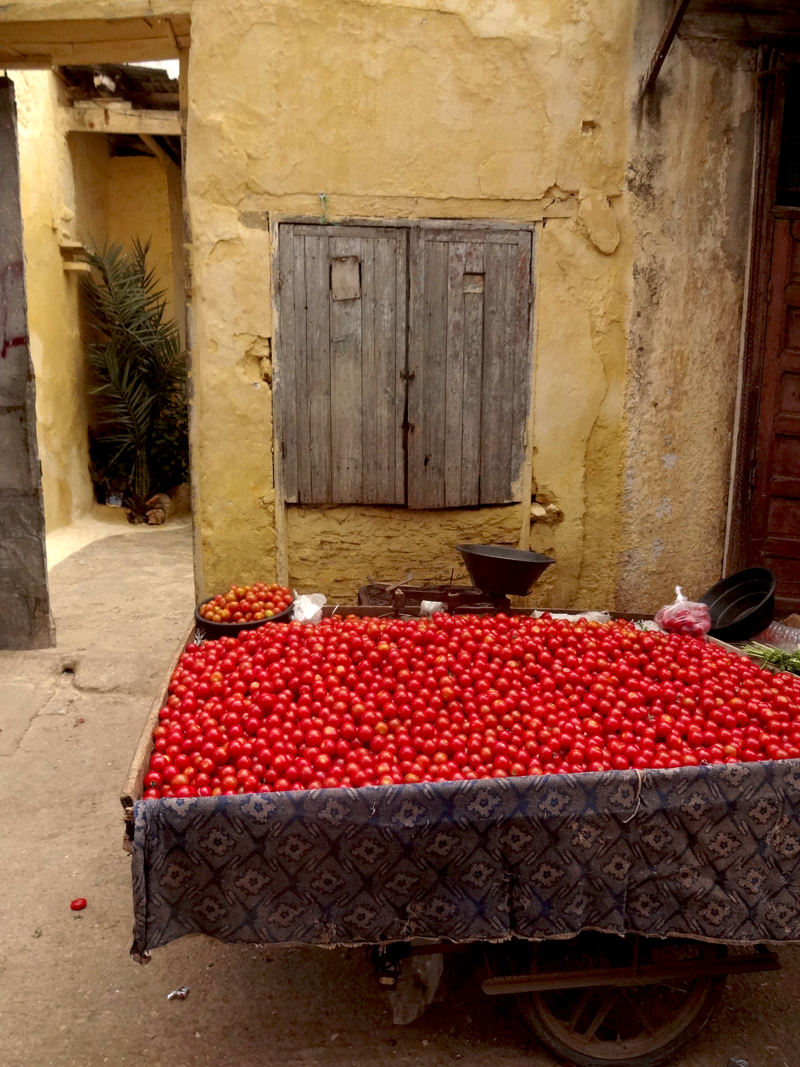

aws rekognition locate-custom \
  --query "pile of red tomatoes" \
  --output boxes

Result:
[198,582,293,624]
[143,613,800,799]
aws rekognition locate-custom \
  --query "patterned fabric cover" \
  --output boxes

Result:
[131,760,800,959]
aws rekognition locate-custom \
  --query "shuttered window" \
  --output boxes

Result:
[275,222,534,508]
[408,227,533,508]
[276,224,407,505]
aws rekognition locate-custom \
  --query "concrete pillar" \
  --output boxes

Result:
[0,77,54,649]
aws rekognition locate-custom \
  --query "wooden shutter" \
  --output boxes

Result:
[407,226,533,509]
[276,224,407,504]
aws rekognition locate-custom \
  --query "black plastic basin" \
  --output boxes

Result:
[457,544,554,596]
[194,596,294,639]
[699,567,776,642]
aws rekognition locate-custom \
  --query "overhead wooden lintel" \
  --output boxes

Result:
[0,15,191,67]
[65,102,180,136]
[641,0,692,97]
[0,53,53,70]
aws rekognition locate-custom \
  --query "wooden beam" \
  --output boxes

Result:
[65,87,180,107]
[0,41,184,67]
[65,101,180,136]
[683,1,800,42]
[162,17,181,53]
[642,0,692,96]
[0,15,190,67]
[483,952,780,995]
[139,133,170,167]
[59,241,89,272]
[0,15,191,46]
[0,55,52,69]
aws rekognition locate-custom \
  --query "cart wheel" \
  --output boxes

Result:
[514,933,727,1067]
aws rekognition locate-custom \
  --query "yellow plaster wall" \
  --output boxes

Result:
[106,154,177,325]
[186,0,752,611]
[70,131,110,245]
[530,211,630,609]
[617,30,757,612]
[11,71,178,532]
[187,0,637,602]
[3,1,758,610]
[11,70,94,533]
[72,145,177,327]
[288,505,522,602]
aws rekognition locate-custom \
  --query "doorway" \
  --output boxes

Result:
[0,16,191,647]
[731,54,800,614]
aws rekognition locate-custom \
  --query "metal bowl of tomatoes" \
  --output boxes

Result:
[195,582,294,639]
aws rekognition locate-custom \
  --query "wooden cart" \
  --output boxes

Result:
[121,607,783,1067]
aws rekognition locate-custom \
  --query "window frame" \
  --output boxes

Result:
[271,215,538,512]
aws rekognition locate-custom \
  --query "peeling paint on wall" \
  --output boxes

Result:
[579,189,621,255]
[287,504,522,602]
[618,26,756,611]
[0,0,762,615]
[186,0,638,603]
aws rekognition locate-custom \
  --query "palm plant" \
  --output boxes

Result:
[81,239,188,515]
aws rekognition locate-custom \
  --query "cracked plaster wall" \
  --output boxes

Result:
[186,0,637,602]
[1,1,762,612]
[288,505,521,602]
[617,16,757,611]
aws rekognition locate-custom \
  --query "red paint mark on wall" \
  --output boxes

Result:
[1,260,27,357]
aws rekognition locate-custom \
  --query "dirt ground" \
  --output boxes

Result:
[0,525,799,1067]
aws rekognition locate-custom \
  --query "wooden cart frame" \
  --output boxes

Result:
[121,606,784,1067]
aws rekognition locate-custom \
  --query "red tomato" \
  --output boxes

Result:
[148,613,800,798]
[200,583,293,625]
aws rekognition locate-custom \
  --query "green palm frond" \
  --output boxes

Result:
[81,240,188,512]
[81,239,179,364]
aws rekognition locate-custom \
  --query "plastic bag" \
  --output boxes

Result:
[536,610,612,625]
[420,600,447,616]
[388,954,443,1025]
[292,593,326,624]
[654,586,711,639]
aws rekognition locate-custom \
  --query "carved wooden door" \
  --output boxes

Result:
[747,217,800,611]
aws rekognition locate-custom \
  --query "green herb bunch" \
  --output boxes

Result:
[741,641,800,676]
